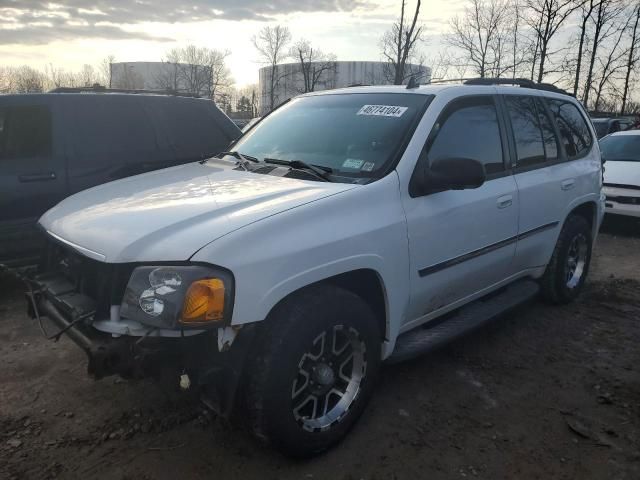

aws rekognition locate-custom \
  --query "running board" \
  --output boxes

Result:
[387,279,540,364]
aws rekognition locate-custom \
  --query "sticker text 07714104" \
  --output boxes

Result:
[357,105,408,118]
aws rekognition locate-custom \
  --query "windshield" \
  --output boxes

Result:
[599,135,640,162]
[231,93,431,179]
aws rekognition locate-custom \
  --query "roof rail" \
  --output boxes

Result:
[463,77,573,96]
[49,84,203,98]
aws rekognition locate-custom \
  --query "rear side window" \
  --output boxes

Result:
[504,96,546,168]
[547,99,593,159]
[426,96,504,174]
[149,99,232,160]
[0,105,52,159]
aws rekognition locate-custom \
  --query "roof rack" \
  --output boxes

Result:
[49,85,202,98]
[462,78,573,96]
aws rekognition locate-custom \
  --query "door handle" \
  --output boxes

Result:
[561,179,575,191]
[18,172,56,182]
[497,195,513,209]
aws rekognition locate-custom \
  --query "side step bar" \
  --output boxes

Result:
[387,279,540,364]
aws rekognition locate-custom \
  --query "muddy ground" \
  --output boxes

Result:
[1,217,639,480]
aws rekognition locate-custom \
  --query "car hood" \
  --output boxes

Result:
[40,160,356,263]
[604,160,640,187]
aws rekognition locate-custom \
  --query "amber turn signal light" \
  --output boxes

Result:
[180,278,225,325]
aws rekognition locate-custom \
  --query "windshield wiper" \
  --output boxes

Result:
[264,158,333,182]
[216,151,260,163]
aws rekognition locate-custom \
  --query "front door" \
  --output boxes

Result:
[401,95,518,329]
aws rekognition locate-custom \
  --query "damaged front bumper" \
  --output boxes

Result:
[9,267,255,416]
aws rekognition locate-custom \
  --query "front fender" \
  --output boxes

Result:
[190,173,411,352]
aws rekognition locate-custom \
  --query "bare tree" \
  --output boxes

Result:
[573,0,599,96]
[12,66,45,93]
[591,21,628,110]
[253,25,292,112]
[98,55,115,87]
[162,45,232,100]
[381,0,425,85]
[446,0,514,78]
[620,2,640,114]
[0,66,15,93]
[524,0,583,83]
[582,0,625,107]
[290,39,337,93]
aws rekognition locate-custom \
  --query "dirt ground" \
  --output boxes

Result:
[1,217,639,480]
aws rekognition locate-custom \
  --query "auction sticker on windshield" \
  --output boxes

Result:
[357,105,408,117]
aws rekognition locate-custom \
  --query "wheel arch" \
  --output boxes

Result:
[262,268,390,342]
[565,200,598,240]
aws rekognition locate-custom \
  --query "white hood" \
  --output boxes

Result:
[604,160,640,187]
[40,160,356,263]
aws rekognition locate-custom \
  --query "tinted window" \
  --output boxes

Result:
[505,96,545,168]
[547,99,592,159]
[0,105,52,159]
[599,134,640,162]
[71,96,156,158]
[426,96,503,174]
[535,98,559,161]
[150,99,232,161]
[234,93,431,177]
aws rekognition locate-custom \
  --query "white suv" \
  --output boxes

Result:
[20,80,604,457]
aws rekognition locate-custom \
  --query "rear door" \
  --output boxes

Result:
[0,98,66,263]
[504,94,595,271]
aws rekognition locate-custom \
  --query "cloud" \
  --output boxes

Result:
[0,0,370,44]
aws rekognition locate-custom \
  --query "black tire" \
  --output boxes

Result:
[540,214,592,304]
[244,284,381,457]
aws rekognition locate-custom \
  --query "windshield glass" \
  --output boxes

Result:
[599,135,640,162]
[231,93,431,178]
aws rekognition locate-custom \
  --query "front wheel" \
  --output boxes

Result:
[540,214,593,304]
[244,285,381,457]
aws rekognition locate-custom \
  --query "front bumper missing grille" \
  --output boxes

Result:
[17,270,203,379]
[6,266,257,416]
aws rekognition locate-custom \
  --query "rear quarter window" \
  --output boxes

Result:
[547,99,593,159]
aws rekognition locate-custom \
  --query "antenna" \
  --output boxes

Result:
[406,75,419,89]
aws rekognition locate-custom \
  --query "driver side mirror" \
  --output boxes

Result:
[424,157,486,191]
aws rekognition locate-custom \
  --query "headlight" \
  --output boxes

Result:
[120,265,234,329]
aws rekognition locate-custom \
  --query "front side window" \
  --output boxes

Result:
[547,99,593,159]
[425,96,504,174]
[232,93,431,179]
[0,105,52,159]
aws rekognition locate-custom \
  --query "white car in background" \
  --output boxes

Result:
[601,130,640,217]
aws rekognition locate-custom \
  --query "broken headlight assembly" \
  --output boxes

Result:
[120,265,234,329]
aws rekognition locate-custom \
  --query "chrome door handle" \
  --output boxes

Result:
[561,179,575,191]
[497,195,513,209]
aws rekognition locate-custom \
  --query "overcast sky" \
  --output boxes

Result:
[0,0,465,86]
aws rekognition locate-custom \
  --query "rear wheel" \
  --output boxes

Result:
[245,285,381,457]
[540,214,592,304]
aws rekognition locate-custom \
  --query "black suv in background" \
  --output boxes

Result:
[0,90,241,266]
